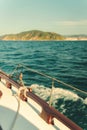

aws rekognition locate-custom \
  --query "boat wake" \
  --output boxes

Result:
[30,84,87,105]
[30,84,87,129]
[1,63,86,129]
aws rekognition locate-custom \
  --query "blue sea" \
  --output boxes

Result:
[0,40,87,129]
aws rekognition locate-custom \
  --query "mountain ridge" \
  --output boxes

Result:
[0,30,65,41]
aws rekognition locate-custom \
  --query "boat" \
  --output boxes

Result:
[0,64,83,130]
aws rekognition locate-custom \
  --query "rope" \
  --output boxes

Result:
[18,72,29,99]
[9,94,20,130]
[8,82,28,130]
[18,86,28,99]
[9,64,20,77]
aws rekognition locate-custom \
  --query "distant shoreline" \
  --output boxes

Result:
[0,39,87,42]
[0,30,87,41]
[65,37,87,41]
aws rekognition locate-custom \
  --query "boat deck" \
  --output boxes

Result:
[0,79,71,130]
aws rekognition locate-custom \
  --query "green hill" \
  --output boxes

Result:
[0,30,65,41]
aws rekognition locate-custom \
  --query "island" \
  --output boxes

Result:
[0,30,87,41]
[0,30,65,41]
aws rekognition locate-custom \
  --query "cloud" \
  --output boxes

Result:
[55,20,87,26]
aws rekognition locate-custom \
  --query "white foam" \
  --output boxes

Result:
[30,84,80,101]
[30,84,87,107]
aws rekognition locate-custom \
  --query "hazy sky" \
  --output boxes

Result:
[0,0,87,35]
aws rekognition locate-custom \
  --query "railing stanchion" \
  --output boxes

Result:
[49,79,54,107]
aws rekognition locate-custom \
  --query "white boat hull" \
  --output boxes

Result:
[0,70,82,130]
[0,80,71,130]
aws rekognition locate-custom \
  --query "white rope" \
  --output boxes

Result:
[9,85,28,130]
[18,86,28,99]
[9,93,20,130]
[18,72,29,99]
[9,64,20,77]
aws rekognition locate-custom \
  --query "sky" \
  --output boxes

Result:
[0,0,87,35]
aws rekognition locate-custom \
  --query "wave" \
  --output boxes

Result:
[0,41,87,129]
[30,84,87,105]
[30,84,87,129]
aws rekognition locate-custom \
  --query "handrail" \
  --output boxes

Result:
[19,64,87,95]
[0,70,83,130]
[26,91,82,130]
[0,70,20,89]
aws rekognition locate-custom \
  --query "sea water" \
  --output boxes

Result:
[0,40,87,129]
